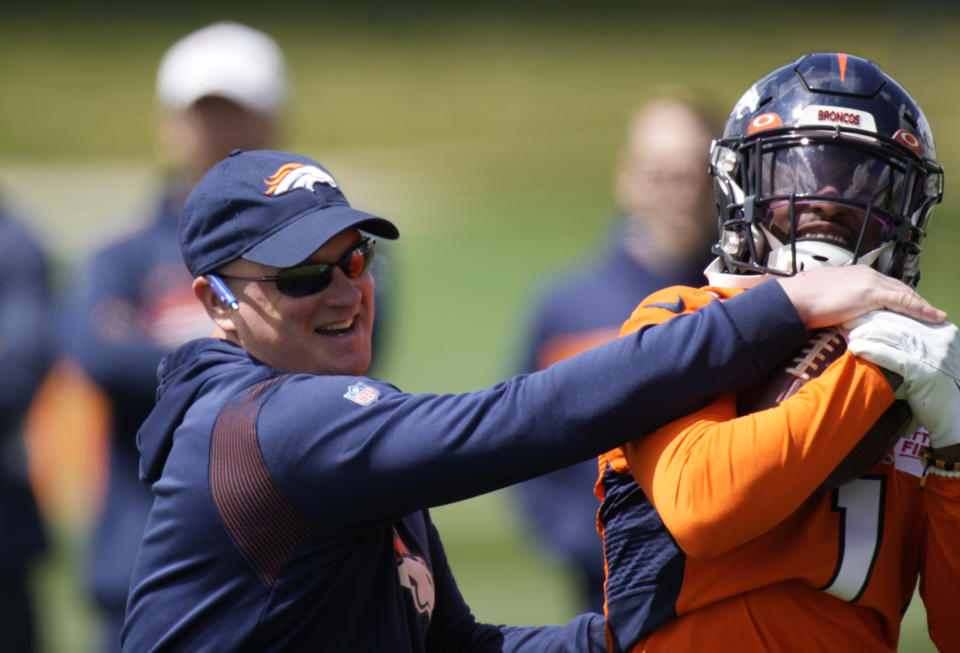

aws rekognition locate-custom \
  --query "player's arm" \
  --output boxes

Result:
[623,344,896,559]
[267,281,815,525]
[835,309,960,648]
[918,457,960,650]
[776,264,945,328]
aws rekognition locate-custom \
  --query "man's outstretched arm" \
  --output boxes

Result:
[777,264,945,328]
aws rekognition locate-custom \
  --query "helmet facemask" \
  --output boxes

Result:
[710,127,942,286]
[709,53,944,288]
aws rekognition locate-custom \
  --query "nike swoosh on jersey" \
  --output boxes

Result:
[644,296,686,313]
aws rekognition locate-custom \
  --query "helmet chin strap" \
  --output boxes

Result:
[763,227,893,274]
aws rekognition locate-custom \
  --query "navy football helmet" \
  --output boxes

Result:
[708,53,943,286]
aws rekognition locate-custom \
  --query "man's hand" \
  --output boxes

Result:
[777,265,946,329]
[843,310,960,449]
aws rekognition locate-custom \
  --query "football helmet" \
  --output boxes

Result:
[708,53,943,286]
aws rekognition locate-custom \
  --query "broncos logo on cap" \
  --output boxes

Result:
[263,163,338,196]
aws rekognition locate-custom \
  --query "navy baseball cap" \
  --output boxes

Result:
[180,149,399,276]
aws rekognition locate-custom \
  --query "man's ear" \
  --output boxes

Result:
[192,276,237,336]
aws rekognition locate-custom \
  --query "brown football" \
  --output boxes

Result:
[737,327,912,492]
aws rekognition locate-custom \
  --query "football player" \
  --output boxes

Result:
[597,53,960,652]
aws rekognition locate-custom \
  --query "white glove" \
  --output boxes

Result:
[842,310,960,449]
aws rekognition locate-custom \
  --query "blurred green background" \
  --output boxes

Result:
[2,3,956,651]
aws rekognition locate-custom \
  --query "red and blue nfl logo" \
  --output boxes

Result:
[344,381,380,406]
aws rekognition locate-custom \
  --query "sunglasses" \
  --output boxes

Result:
[217,238,376,298]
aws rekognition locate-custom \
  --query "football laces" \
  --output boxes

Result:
[786,328,844,381]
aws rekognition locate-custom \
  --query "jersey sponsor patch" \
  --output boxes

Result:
[344,381,380,406]
[891,425,930,478]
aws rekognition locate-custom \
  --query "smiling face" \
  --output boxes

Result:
[208,227,375,376]
[765,191,886,254]
[757,141,903,258]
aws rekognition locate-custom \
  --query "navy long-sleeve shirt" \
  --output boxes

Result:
[0,210,51,563]
[123,279,807,652]
[60,190,212,614]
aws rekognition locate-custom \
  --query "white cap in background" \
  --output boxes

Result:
[155,21,288,116]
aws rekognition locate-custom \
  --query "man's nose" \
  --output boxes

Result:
[321,265,363,305]
[804,186,849,217]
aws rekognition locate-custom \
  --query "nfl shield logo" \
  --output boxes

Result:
[344,381,380,406]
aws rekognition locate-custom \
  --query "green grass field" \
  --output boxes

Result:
[3,5,957,651]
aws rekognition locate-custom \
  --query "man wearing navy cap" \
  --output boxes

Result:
[121,149,944,652]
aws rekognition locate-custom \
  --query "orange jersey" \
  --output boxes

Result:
[596,285,960,653]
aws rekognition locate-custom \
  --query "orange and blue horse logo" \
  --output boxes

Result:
[264,163,338,196]
[394,528,435,618]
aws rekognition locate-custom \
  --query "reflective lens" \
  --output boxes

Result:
[218,239,376,299]
[760,143,906,214]
[276,240,375,297]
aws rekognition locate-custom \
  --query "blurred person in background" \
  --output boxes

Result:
[0,203,53,653]
[53,21,288,653]
[512,93,721,612]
